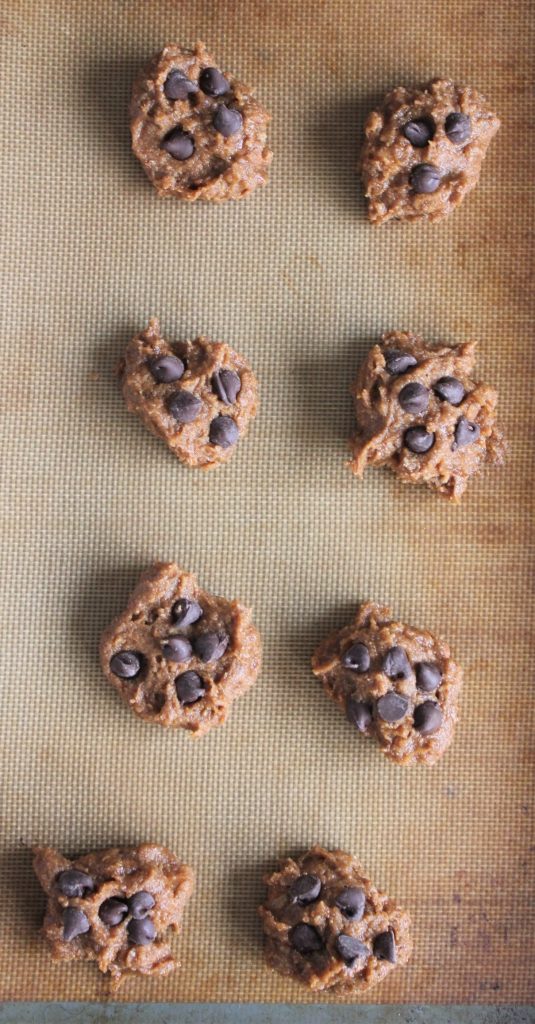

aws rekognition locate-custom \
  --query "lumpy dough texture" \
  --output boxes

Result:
[361,78,500,224]
[33,843,194,989]
[348,331,506,501]
[130,41,272,202]
[120,318,259,469]
[99,562,262,737]
[311,602,463,766]
[259,846,412,992]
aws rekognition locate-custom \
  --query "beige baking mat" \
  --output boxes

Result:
[1,0,534,1005]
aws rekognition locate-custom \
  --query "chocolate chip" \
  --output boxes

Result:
[199,67,229,96]
[453,416,480,449]
[209,415,239,448]
[167,389,202,423]
[213,104,243,137]
[416,662,442,692]
[99,898,128,927]
[433,376,465,406]
[445,112,471,145]
[149,355,185,384]
[193,631,228,663]
[403,118,434,147]
[212,369,241,405]
[62,907,90,942]
[109,651,141,679]
[289,874,322,905]
[404,425,435,454]
[346,697,373,733]
[414,700,443,736]
[384,350,418,375]
[341,641,370,673]
[410,163,441,194]
[172,598,203,627]
[56,869,94,898]
[175,670,206,705]
[127,916,156,946]
[373,928,396,963]
[335,887,366,921]
[335,933,369,965]
[164,70,198,101]
[289,923,324,955]
[376,692,409,724]
[398,381,429,415]
[129,891,155,920]
[162,636,192,663]
[161,127,195,160]
[382,647,411,680]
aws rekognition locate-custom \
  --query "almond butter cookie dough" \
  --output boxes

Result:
[130,41,272,202]
[361,78,500,224]
[348,331,506,501]
[312,602,462,766]
[120,318,258,469]
[100,562,262,737]
[259,846,412,992]
[33,843,194,989]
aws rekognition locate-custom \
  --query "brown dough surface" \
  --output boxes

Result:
[312,601,462,766]
[32,843,194,989]
[361,78,500,224]
[130,41,272,202]
[348,331,506,501]
[99,562,262,737]
[259,846,412,992]
[120,318,258,469]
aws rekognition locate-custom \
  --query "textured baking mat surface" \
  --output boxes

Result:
[1,0,534,1005]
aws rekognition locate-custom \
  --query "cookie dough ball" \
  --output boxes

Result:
[130,41,272,202]
[100,562,262,737]
[361,78,500,224]
[259,846,412,992]
[120,318,258,470]
[348,331,506,501]
[312,601,462,766]
[32,843,194,988]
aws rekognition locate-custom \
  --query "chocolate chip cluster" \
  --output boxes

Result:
[342,639,444,738]
[161,63,243,161]
[56,869,157,947]
[110,595,229,710]
[402,111,471,194]
[286,872,396,969]
[383,346,480,457]
[148,349,242,451]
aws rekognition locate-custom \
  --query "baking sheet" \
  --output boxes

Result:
[1,0,534,1005]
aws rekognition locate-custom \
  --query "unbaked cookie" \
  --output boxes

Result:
[311,601,462,766]
[120,318,258,469]
[130,41,272,202]
[361,78,500,224]
[348,331,506,501]
[100,562,262,737]
[259,846,412,992]
[33,843,194,988]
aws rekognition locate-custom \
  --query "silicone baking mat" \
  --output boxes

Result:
[1,0,534,1005]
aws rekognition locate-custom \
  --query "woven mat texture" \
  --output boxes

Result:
[1,0,534,1005]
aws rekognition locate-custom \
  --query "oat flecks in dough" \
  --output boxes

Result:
[348,331,506,501]
[130,41,272,202]
[259,845,412,992]
[120,318,259,470]
[99,562,262,737]
[33,843,194,989]
[312,601,463,766]
[361,78,500,224]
